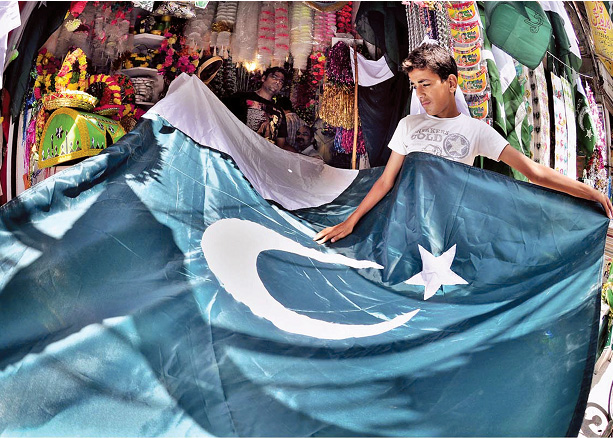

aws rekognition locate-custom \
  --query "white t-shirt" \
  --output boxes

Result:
[387,113,509,165]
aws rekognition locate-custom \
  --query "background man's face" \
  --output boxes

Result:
[295,126,313,151]
[261,72,285,96]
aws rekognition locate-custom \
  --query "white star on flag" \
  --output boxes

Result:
[404,244,468,300]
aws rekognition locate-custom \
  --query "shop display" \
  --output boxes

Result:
[4,0,611,191]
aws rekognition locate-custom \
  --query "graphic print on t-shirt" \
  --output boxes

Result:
[245,99,282,142]
[410,128,470,160]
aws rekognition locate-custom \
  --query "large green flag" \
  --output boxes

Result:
[480,6,533,181]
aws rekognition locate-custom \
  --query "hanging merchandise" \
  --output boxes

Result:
[319,42,355,129]
[221,53,237,99]
[290,2,314,71]
[551,73,569,177]
[561,75,576,180]
[334,126,365,155]
[257,1,275,68]
[232,2,260,64]
[211,1,237,32]
[155,35,200,84]
[450,20,480,45]
[465,94,489,120]
[448,1,491,125]
[528,63,550,167]
[458,66,488,94]
[183,2,219,52]
[406,2,427,54]
[272,2,290,67]
[584,83,609,194]
[153,2,196,19]
[291,56,318,124]
[313,10,336,52]
[447,1,477,22]
[336,2,353,35]
[453,42,482,68]
[483,1,552,70]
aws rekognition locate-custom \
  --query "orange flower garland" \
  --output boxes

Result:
[55,48,89,92]
[88,74,122,106]
[33,48,60,100]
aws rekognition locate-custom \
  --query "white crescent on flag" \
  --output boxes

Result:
[201,219,420,340]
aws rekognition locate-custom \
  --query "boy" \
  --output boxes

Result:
[314,43,613,244]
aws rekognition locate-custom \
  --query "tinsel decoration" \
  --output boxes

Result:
[290,2,313,70]
[319,42,355,129]
[326,41,354,84]
[257,1,275,68]
[212,1,238,32]
[272,1,290,67]
[232,2,260,64]
[336,2,353,34]
[334,126,365,154]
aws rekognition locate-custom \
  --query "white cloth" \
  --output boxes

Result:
[387,113,509,165]
[349,47,395,87]
[300,145,323,160]
[0,0,21,90]
[410,87,470,117]
[146,74,357,210]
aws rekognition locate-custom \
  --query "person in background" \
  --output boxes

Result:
[276,96,304,150]
[223,67,295,152]
[294,125,322,159]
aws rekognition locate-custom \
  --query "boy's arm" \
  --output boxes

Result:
[314,151,406,244]
[499,145,613,218]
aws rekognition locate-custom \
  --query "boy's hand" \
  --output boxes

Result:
[595,190,613,219]
[314,220,354,244]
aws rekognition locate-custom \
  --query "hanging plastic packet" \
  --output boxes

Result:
[466,93,489,120]
[458,65,488,94]
[453,42,481,68]
[446,1,477,22]
[450,20,480,45]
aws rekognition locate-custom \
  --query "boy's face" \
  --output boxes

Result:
[408,68,459,118]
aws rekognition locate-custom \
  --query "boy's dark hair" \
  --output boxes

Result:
[401,43,457,81]
[263,66,287,82]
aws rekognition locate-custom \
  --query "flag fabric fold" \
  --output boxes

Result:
[0,74,609,437]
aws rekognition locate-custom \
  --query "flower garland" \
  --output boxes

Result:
[54,48,89,92]
[336,2,353,35]
[309,51,326,85]
[33,48,61,100]
[155,34,199,83]
[88,74,122,106]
